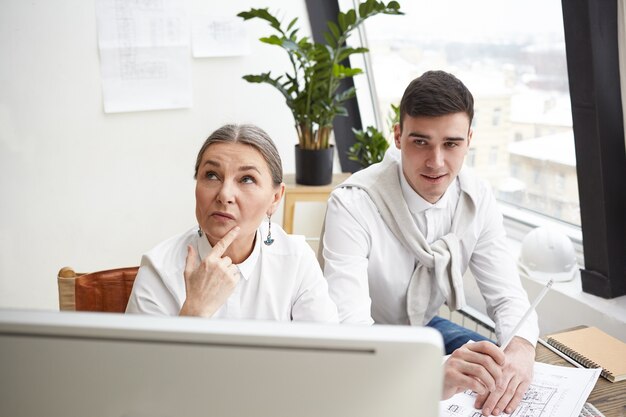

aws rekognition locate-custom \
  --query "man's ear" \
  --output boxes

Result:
[394,123,402,149]
[267,183,285,216]
[467,128,473,149]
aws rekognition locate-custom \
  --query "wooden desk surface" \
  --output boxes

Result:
[536,343,626,417]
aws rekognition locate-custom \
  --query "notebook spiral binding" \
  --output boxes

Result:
[547,338,614,380]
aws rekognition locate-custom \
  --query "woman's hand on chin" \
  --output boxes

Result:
[179,226,241,317]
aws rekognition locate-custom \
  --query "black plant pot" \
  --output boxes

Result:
[294,145,334,185]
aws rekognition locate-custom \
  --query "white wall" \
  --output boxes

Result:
[0,0,311,309]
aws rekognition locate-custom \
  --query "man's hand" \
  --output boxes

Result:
[179,226,241,317]
[474,336,535,415]
[443,341,505,400]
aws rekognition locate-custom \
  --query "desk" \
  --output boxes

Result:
[536,343,626,417]
[282,172,351,234]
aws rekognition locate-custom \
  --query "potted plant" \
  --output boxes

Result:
[348,103,399,168]
[347,126,390,168]
[238,0,402,185]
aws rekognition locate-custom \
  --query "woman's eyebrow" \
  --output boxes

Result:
[239,165,261,174]
[202,160,261,174]
[203,159,220,167]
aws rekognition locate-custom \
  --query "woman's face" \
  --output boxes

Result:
[195,142,284,248]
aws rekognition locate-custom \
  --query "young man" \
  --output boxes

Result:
[321,70,538,415]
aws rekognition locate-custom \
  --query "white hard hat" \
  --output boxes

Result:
[518,226,578,283]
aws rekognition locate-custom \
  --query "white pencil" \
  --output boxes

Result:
[500,279,554,350]
[536,337,583,368]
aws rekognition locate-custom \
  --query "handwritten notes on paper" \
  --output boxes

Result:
[95,0,191,113]
[440,362,600,417]
[191,16,249,58]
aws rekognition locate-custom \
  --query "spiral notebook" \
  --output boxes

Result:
[546,326,626,383]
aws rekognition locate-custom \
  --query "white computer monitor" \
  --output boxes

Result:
[0,309,443,417]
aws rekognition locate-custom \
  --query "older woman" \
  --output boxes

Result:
[126,124,338,322]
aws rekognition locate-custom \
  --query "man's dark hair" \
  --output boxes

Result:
[399,70,474,130]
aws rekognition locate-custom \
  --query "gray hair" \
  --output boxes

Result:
[194,124,283,186]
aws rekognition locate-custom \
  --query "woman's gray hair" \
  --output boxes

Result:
[194,124,283,186]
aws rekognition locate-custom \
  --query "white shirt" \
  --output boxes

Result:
[322,162,538,345]
[127,223,338,323]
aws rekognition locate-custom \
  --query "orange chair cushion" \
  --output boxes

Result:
[74,267,139,312]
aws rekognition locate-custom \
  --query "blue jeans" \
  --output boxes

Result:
[426,316,494,355]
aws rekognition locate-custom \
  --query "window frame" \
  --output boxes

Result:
[561,0,626,298]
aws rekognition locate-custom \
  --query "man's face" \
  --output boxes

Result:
[394,112,472,204]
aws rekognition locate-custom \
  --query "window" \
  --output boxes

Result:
[492,107,501,126]
[489,146,499,165]
[556,172,565,193]
[344,0,580,226]
[316,0,626,298]
[467,148,476,167]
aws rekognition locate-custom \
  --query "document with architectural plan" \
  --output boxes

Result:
[95,0,191,113]
[440,362,601,417]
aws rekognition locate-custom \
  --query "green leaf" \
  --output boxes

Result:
[337,46,369,62]
[237,8,281,31]
[335,86,357,102]
[286,17,298,31]
[337,12,347,32]
[323,32,336,48]
[259,35,283,46]
[335,105,349,117]
[386,1,403,13]
[346,9,357,27]
[333,64,363,79]
[242,72,292,102]
[242,73,271,84]
[358,2,368,18]
[387,103,400,129]
[327,21,340,41]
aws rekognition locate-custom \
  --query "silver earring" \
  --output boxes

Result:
[263,215,274,246]
[197,227,203,237]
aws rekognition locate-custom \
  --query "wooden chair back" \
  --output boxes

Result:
[57,266,139,312]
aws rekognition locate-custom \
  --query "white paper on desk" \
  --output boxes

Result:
[191,16,250,58]
[95,0,191,113]
[440,362,601,417]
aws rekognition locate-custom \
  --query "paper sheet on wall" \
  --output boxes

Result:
[191,16,250,58]
[440,362,600,417]
[95,0,191,113]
